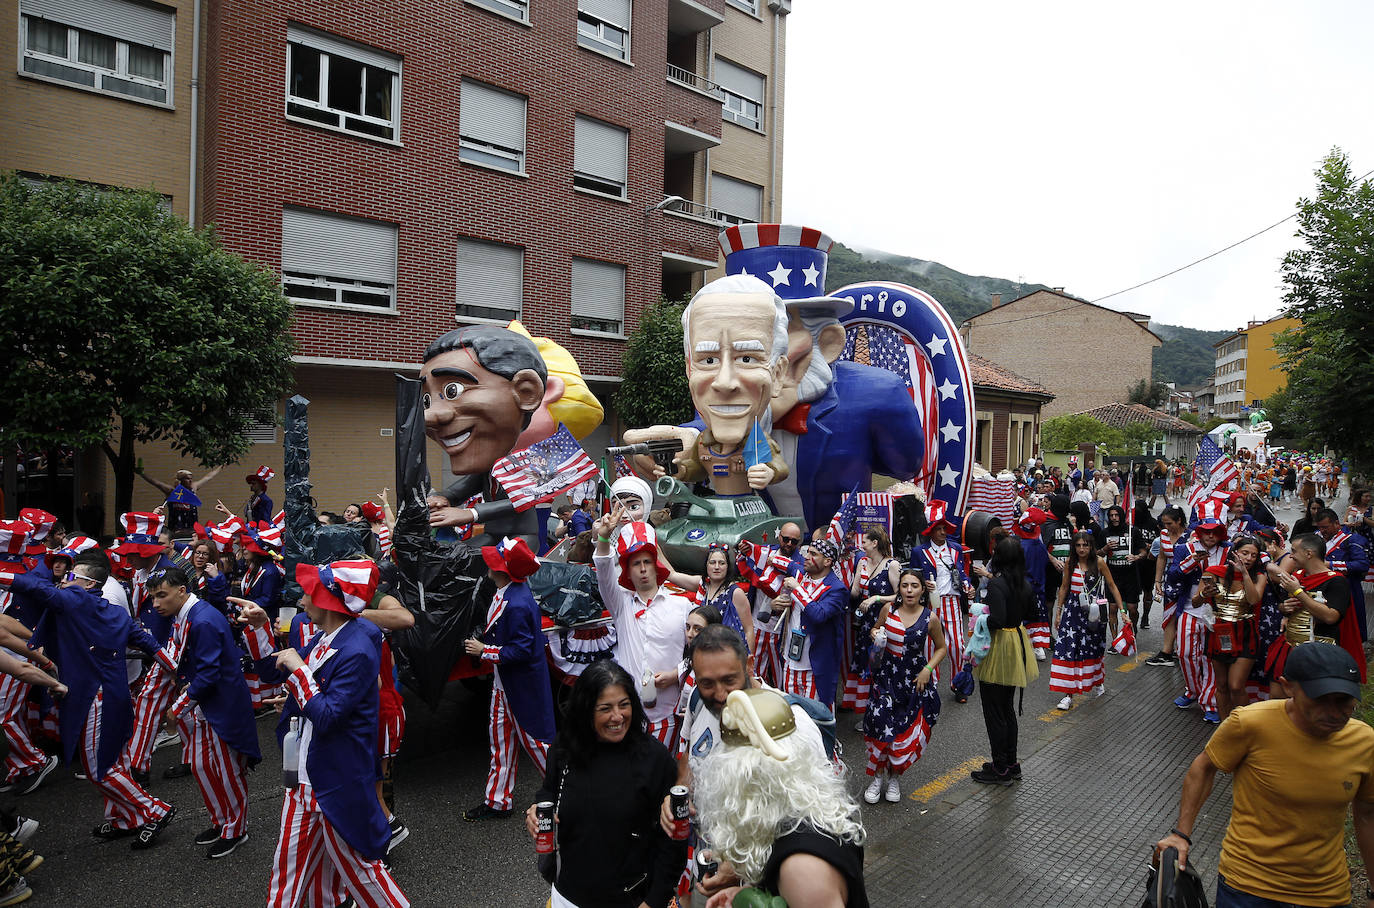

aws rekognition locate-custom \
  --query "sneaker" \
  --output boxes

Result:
[387,818,409,854]
[0,878,30,906]
[461,803,511,822]
[863,774,884,804]
[1173,695,1197,709]
[194,825,222,846]
[1090,684,1106,699]
[1202,711,1220,724]
[1055,695,1072,711]
[1140,619,1150,630]
[970,767,1015,786]
[131,769,150,787]
[152,730,180,753]
[884,776,901,803]
[1145,652,1177,666]
[979,761,1022,781]
[91,821,136,841]
[1034,648,1047,662]
[207,832,248,859]
[73,769,87,781]
[254,705,277,719]
[16,850,40,875]
[11,817,38,846]
[130,806,176,851]
[163,763,192,780]
[16,756,56,796]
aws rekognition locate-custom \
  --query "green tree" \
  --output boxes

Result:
[1041,414,1124,453]
[1119,421,1162,454]
[1177,411,1204,427]
[1126,378,1170,409]
[1276,149,1374,473]
[614,296,694,429]
[0,175,297,524]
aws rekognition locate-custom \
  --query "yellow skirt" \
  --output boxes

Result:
[974,627,1039,687]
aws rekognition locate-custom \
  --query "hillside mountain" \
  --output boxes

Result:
[823,242,1219,388]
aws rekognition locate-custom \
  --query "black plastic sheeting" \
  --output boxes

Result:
[388,375,492,707]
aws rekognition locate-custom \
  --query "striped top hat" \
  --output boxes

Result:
[246,465,276,484]
[922,499,958,536]
[113,512,165,557]
[614,522,671,591]
[0,521,31,584]
[18,508,58,556]
[297,559,379,617]
[241,521,283,557]
[197,517,243,554]
[1194,497,1226,532]
[45,535,99,569]
[718,224,854,316]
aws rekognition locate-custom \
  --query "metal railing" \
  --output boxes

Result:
[659,197,753,226]
[666,63,724,100]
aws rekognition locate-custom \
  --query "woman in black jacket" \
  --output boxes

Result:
[525,661,686,908]
[970,536,1040,786]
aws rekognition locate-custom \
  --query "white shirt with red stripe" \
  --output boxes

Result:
[593,552,693,723]
[374,525,393,558]
[289,625,343,790]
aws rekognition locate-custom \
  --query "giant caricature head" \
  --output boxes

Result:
[681,274,789,448]
[421,326,547,476]
[771,306,848,421]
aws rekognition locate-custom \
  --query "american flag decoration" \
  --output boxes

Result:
[0,521,31,587]
[613,454,633,479]
[1188,436,1239,514]
[492,425,601,512]
[824,484,863,549]
[1125,474,1135,533]
[967,476,1017,525]
[836,282,977,517]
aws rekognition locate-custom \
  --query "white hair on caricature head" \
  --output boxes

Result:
[693,730,866,885]
[682,274,789,363]
[795,308,839,403]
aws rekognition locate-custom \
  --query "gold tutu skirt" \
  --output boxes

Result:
[974,627,1040,687]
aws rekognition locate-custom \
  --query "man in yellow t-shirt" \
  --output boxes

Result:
[1154,643,1374,907]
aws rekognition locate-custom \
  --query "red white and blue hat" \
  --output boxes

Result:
[0,521,31,583]
[922,499,958,536]
[718,224,854,316]
[482,536,540,582]
[1194,497,1226,532]
[241,521,283,557]
[44,535,99,569]
[246,465,276,484]
[113,511,165,557]
[297,558,379,617]
[18,508,58,556]
[614,522,671,591]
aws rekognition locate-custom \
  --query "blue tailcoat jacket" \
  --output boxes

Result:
[480,582,555,742]
[178,598,261,764]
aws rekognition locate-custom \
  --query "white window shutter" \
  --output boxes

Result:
[710,173,762,221]
[22,0,174,49]
[571,258,625,323]
[456,239,523,317]
[281,208,397,285]
[286,25,400,73]
[579,0,630,27]
[714,57,764,101]
[573,116,628,185]
[460,80,527,151]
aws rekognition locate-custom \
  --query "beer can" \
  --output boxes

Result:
[695,850,718,881]
[669,785,690,841]
[534,801,556,854]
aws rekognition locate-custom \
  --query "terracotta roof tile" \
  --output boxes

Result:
[967,353,1054,399]
[1066,401,1203,435]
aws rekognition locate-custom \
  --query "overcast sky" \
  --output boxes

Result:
[781,1,1374,330]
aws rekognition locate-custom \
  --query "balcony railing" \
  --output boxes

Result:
[667,64,724,100]
[660,196,752,226]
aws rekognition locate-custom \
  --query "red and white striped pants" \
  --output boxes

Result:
[645,715,678,750]
[268,785,408,908]
[483,687,549,811]
[1176,612,1217,712]
[780,664,818,701]
[177,700,249,839]
[124,662,178,775]
[0,673,46,782]
[84,691,171,829]
[752,626,781,686]
[934,595,966,681]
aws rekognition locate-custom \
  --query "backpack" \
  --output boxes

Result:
[685,688,841,763]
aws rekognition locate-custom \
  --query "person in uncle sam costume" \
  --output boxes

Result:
[592,512,695,746]
[1167,498,1232,725]
[235,520,285,711]
[460,536,556,822]
[911,500,974,700]
[144,565,261,858]
[1,526,178,849]
[245,465,276,525]
[238,558,409,908]
[772,537,848,710]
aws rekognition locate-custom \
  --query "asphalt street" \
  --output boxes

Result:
[12,488,1349,906]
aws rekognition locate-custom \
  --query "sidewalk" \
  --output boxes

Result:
[863,657,1234,906]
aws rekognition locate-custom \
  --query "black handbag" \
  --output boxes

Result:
[1141,847,1208,908]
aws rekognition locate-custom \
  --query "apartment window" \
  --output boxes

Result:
[19,0,173,105]
[281,207,398,312]
[240,411,278,445]
[459,79,527,173]
[726,0,759,13]
[287,26,400,142]
[574,116,628,198]
[710,173,763,225]
[468,0,528,22]
[571,257,625,335]
[456,238,523,322]
[714,57,764,131]
[577,0,630,61]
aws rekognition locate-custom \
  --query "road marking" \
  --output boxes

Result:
[908,756,987,802]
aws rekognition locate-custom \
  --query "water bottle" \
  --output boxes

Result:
[282,716,300,789]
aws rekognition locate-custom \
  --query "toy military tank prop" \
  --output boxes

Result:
[652,476,793,568]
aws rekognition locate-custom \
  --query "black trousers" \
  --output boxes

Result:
[979,681,1019,769]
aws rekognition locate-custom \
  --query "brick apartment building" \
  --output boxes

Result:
[1,0,790,531]
[967,353,1053,473]
[960,288,1162,419]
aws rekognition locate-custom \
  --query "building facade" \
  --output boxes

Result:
[1,0,789,531]
[1212,315,1299,420]
[1064,402,1202,462]
[967,353,1053,474]
[960,289,1162,419]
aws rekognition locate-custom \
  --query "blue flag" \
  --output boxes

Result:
[742,420,770,470]
[167,485,202,507]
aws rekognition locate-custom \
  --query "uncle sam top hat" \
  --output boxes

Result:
[719,224,854,316]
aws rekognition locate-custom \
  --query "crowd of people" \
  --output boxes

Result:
[0,439,1371,907]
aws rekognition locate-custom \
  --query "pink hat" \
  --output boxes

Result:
[614,522,670,591]
[297,559,379,617]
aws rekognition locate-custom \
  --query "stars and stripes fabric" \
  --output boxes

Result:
[613,454,633,479]
[177,703,250,839]
[736,541,802,599]
[491,425,600,512]
[1188,437,1239,512]
[482,687,549,811]
[825,485,862,550]
[845,324,941,497]
[0,672,47,782]
[314,561,381,617]
[968,477,1016,525]
[1175,612,1217,712]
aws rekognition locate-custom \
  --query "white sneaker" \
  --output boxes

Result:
[1091,684,1106,699]
[863,774,884,804]
[884,776,901,802]
[1056,695,1073,711]
[152,730,180,753]
[1034,648,1047,662]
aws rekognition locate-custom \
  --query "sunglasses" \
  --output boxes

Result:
[778,536,801,544]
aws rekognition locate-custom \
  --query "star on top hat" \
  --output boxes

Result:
[718,224,854,316]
